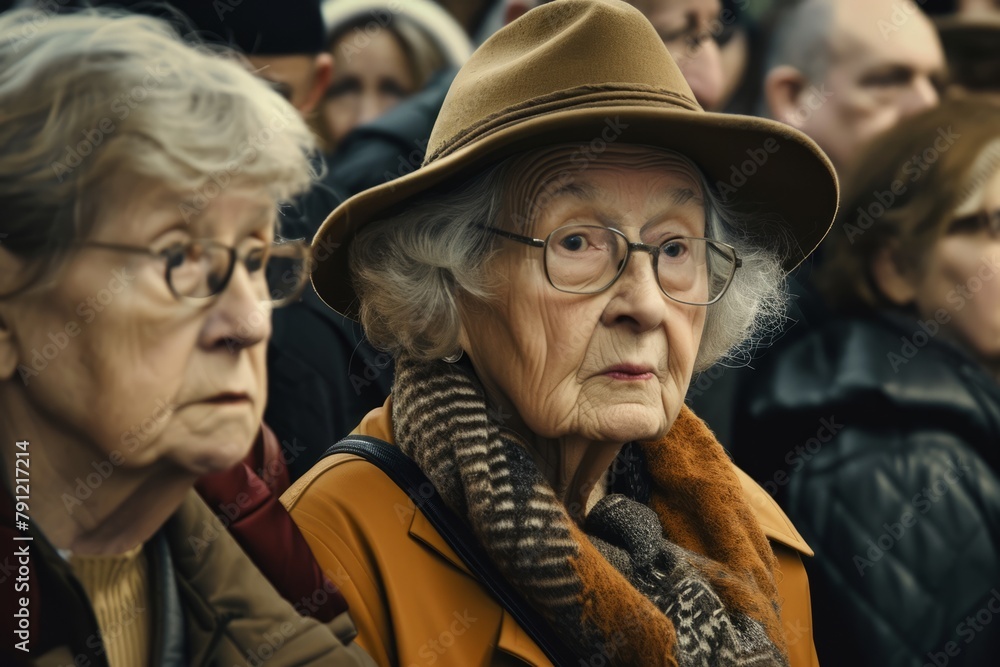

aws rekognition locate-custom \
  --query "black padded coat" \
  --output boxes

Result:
[733,314,1000,667]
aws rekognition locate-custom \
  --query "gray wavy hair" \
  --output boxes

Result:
[0,8,317,296]
[351,149,788,372]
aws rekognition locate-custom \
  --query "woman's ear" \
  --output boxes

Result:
[301,52,334,116]
[454,293,472,354]
[870,243,918,306]
[763,65,809,127]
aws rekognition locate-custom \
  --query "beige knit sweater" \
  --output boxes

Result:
[70,543,151,667]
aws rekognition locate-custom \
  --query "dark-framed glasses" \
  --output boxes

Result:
[949,209,1000,237]
[68,238,312,307]
[484,224,742,306]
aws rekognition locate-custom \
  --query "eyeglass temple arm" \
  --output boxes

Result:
[64,241,159,256]
[707,241,742,268]
[479,225,546,248]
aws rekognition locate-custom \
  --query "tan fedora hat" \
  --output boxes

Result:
[312,0,839,318]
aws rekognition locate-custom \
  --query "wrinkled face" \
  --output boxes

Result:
[458,146,708,445]
[800,3,944,171]
[911,167,1000,365]
[1,183,276,476]
[321,28,416,150]
[631,0,725,110]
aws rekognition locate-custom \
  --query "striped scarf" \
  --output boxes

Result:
[392,354,788,667]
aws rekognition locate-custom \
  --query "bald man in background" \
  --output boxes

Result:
[689,0,947,445]
[763,0,945,175]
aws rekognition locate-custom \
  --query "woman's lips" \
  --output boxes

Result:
[201,392,252,405]
[603,365,655,381]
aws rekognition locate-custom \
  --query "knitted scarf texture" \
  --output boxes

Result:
[391,355,788,667]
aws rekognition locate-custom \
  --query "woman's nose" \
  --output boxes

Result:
[675,39,724,111]
[601,246,667,332]
[198,264,272,352]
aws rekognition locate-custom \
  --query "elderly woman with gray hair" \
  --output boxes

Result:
[0,8,373,667]
[285,1,838,666]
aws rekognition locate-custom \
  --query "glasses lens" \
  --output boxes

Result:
[265,243,310,307]
[166,242,232,298]
[658,238,736,305]
[657,237,706,303]
[545,225,625,294]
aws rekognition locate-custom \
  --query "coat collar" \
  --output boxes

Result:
[358,397,814,558]
[355,402,553,664]
[351,396,812,665]
[404,469,812,666]
[407,505,549,665]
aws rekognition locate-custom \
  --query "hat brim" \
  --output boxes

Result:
[312,105,838,319]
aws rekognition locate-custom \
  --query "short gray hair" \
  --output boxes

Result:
[351,150,787,371]
[0,8,317,295]
[766,0,836,83]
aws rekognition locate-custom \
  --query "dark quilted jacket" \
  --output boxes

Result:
[733,314,1000,667]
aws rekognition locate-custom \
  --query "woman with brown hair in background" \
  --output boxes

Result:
[735,96,1000,667]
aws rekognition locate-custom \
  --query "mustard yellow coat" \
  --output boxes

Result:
[283,399,820,667]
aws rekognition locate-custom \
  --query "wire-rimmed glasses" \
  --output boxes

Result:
[484,224,741,305]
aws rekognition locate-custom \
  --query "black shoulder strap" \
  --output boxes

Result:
[323,436,577,666]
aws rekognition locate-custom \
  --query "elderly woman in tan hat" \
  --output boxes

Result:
[284,1,838,665]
